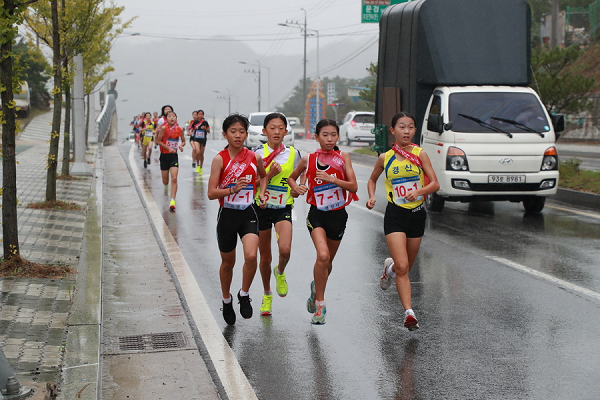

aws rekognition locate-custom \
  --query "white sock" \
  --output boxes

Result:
[315,300,326,306]
[239,290,249,297]
[405,309,414,316]
[387,263,396,278]
[223,296,232,304]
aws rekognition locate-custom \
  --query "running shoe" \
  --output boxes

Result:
[403,310,420,331]
[198,167,203,175]
[221,298,236,325]
[311,304,327,325]
[169,200,176,210]
[380,257,394,290]
[273,266,288,297]
[237,290,253,319]
[259,294,273,316]
[306,281,316,313]
[196,166,201,173]
[143,160,147,168]
[192,162,196,168]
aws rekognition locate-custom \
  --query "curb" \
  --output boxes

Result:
[554,187,600,211]
[58,145,103,400]
[348,151,600,212]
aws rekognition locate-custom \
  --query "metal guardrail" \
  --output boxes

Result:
[96,93,116,143]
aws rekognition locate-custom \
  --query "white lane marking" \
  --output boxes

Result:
[546,204,600,219]
[128,147,258,400]
[487,256,600,302]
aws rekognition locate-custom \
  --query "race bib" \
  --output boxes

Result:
[391,176,422,205]
[145,130,154,138]
[264,184,287,209]
[166,138,178,150]
[195,129,206,139]
[223,184,254,210]
[314,183,344,211]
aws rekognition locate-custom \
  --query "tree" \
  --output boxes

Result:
[1,0,32,259]
[359,62,377,107]
[25,0,129,183]
[531,45,596,114]
[13,40,51,109]
[277,75,372,123]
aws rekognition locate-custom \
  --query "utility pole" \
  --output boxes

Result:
[301,8,307,117]
[551,0,559,48]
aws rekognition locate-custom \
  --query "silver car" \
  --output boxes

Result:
[244,112,295,149]
[339,111,375,145]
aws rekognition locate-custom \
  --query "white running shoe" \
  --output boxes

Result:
[380,257,394,290]
[403,310,419,331]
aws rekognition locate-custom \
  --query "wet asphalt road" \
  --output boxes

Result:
[121,139,600,400]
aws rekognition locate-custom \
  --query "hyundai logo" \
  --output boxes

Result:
[499,158,513,165]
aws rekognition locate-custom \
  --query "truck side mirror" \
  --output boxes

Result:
[551,114,564,133]
[427,114,444,134]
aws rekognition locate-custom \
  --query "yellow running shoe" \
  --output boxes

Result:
[198,167,203,175]
[259,293,273,316]
[273,266,288,297]
[196,165,200,173]
[169,199,176,210]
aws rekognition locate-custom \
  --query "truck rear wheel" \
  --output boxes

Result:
[425,192,445,212]
[522,197,545,213]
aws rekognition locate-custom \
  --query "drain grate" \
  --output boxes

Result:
[107,331,188,353]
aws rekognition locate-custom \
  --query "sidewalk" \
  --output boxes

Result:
[0,111,221,399]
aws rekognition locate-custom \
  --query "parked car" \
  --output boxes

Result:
[339,111,375,145]
[244,112,295,149]
[287,117,305,139]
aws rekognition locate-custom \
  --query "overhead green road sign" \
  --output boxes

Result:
[362,0,409,23]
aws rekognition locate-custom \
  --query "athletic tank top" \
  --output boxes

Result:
[383,147,425,209]
[218,149,258,209]
[306,151,348,211]
[255,144,296,209]
[159,124,183,154]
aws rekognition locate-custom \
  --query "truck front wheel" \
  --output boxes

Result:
[522,197,545,213]
[425,192,445,212]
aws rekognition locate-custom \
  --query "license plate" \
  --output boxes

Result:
[488,175,525,183]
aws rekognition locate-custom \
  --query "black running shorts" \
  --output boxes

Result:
[191,137,207,146]
[159,153,179,171]
[256,204,293,231]
[216,205,259,253]
[383,202,426,238]
[306,205,348,241]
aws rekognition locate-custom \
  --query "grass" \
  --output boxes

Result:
[353,146,378,157]
[559,158,600,195]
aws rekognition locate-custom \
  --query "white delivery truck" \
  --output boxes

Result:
[15,81,31,118]
[375,0,564,213]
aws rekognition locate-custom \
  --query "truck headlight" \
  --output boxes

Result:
[446,147,469,171]
[541,147,558,171]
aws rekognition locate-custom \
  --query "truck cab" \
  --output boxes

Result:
[420,86,563,212]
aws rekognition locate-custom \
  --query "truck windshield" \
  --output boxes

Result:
[450,92,550,134]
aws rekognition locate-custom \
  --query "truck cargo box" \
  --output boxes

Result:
[375,0,531,139]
